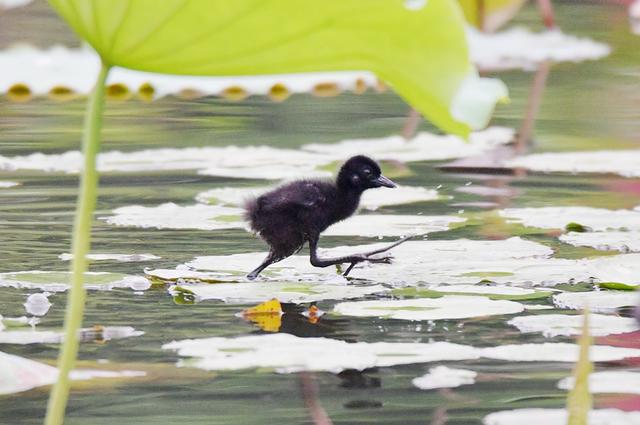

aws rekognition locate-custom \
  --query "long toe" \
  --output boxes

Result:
[366,254,393,264]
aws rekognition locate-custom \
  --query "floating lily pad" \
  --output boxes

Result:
[169,281,390,304]
[0,144,332,179]
[303,127,514,163]
[196,185,442,211]
[499,206,640,231]
[394,284,553,301]
[333,296,524,321]
[151,238,597,287]
[480,343,640,362]
[162,333,481,373]
[560,231,640,253]
[508,314,638,337]
[586,254,640,286]
[505,150,640,178]
[101,203,245,231]
[483,408,640,425]
[558,371,640,395]
[553,291,639,313]
[0,326,143,345]
[412,366,477,390]
[323,214,466,237]
[0,271,151,292]
[469,27,610,72]
[58,253,161,262]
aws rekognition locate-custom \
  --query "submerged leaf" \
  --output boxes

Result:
[48,0,507,135]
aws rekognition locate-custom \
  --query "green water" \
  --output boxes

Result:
[1,2,640,424]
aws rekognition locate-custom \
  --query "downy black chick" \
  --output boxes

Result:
[245,155,407,280]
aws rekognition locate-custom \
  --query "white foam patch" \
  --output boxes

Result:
[0,326,143,345]
[0,271,151,292]
[469,27,610,72]
[412,366,477,390]
[480,343,640,362]
[558,371,640,395]
[303,127,514,163]
[0,351,145,395]
[148,238,596,287]
[553,291,639,313]
[483,408,640,425]
[0,181,19,188]
[560,231,640,253]
[58,253,161,262]
[499,206,640,231]
[333,296,524,321]
[170,281,390,304]
[101,203,244,231]
[162,333,481,373]
[196,185,442,211]
[508,314,638,337]
[323,214,466,237]
[506,150,640,178]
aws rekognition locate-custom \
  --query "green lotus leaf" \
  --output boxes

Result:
[48,0,506,136]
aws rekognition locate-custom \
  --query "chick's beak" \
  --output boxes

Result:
[375,175,397,188]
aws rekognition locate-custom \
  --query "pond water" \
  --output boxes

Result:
[1,2,640,424]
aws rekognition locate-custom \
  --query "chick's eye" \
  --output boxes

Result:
[363,168,372,176]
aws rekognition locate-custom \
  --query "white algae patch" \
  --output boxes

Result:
[0,351,144,395]
[483,408,640,425]
[508,314,638,337]
[303,127,514,163]
[560,231,640,253]
[333,296,524,321]
[59,253,161,262]
[162,333,481,373]
[558,371,640,394]
[480,343,640,362]
[0,326,143,344]
[196,185,442,210]
[553,291,639,313]
[469,27,611,72]
[323,214,466,237]
[412,366,477,390]
[101,203,244,231]
[505,150,640,178]
[0,271,151,292]
[499,206,640,231]
[170,281,390,304]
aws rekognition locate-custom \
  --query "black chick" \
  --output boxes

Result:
[245,155,404,280]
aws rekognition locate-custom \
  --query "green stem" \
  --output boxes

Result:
[44,61,111,425]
